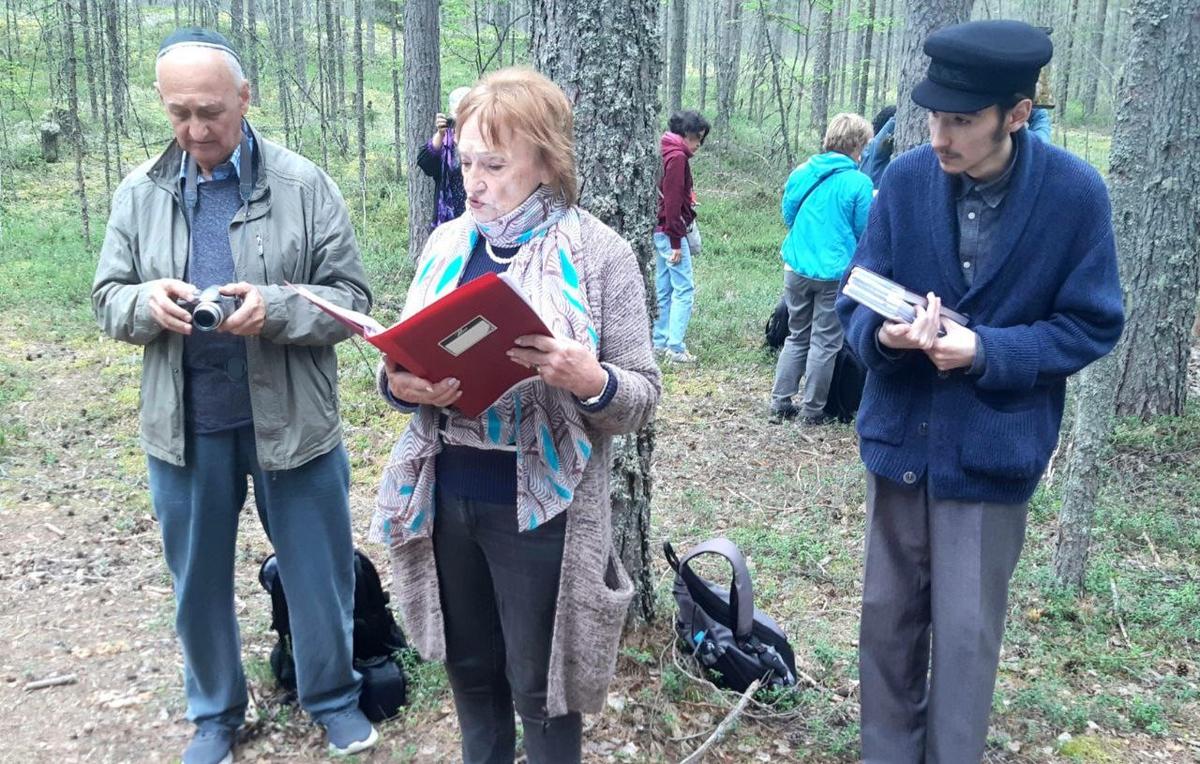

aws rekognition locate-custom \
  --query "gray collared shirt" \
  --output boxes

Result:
[955,143,1017,375]
[956,143,1017,287]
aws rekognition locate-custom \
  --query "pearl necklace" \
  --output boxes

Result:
[485,240,518,265]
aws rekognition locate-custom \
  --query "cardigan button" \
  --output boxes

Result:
[918,422,928,436]
[902,471,917,484]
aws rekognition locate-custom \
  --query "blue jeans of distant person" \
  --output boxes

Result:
[147,425,360,729]
[652,230,695,353]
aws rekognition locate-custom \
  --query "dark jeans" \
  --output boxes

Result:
[433,493,581,764]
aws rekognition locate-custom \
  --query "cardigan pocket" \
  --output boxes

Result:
[573,546,635,691]
[959,405,1054,480]
[855,378,911,446]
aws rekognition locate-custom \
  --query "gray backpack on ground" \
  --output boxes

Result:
[663,538,798,693]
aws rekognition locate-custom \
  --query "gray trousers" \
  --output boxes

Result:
[770,271,843,416]
[859,472,1028,764]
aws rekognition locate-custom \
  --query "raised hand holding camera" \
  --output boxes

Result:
[214,282,265,336]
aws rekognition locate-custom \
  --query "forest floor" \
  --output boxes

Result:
[1,309,1199,763]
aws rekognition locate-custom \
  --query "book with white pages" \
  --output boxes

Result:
[841,266,969,328]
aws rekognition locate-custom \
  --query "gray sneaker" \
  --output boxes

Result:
[322,708,379,756]
[665,349,697,364]
[183,724,235,764]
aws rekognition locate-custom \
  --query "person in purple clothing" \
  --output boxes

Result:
[416,86,472,229]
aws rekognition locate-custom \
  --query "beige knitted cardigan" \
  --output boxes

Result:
[379,209,662,717]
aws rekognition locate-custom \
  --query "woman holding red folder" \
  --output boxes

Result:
[370,67,661,764]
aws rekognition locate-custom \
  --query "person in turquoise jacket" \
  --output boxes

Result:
[769,113,875,423]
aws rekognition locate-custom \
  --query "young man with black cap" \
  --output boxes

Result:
[92,29,376,763]
[836,20,1124,762]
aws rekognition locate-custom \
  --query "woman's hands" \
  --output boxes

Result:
[382,357,462,407]
[507,335,607,400]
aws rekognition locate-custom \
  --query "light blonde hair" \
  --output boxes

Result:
[822,112,874,156]
[455,67,578,206]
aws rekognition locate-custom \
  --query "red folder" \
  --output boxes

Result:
[290,273,553,418]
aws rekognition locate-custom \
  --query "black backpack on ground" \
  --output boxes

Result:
[258,549,409,721]
[823,345,866,423]
[764,297,789,351]
[664,538,797,694]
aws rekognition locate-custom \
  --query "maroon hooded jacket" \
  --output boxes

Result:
[656,132,696,250]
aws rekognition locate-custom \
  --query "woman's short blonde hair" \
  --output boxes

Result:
[822,112,874,156]
[456,67,578,206]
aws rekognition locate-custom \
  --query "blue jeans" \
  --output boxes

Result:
[147,425,360,728]
[652,231,695,352]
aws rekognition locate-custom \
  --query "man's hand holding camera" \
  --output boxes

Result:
[149,279,265,336]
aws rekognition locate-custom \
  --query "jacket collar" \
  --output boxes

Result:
[926,127,1044,310]
[148,120,270,202]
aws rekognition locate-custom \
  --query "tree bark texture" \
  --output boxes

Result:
[892,0,973,153]
[1111,0,1200,417]
[1055,0,1200,588]
[404,0,440,262]
[810,3,831,137]
[63,0,90,242]
[668,0,687,113]
[531,0,662,622]
[715,0,743,133]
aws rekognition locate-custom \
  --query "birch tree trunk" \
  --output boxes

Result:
[531,0,662,622]
[1054,0,1200,588]
[405,0,440,262]
[892,0,973,153]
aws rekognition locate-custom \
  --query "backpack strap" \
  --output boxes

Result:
[677,538,755,641]
[793,166,847,215]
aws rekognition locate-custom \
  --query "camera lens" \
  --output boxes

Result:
[192,304,224,331]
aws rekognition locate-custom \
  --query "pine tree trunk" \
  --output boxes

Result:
[366,0,376,59]
[668,0,687,113]
[892,0,973,153]
[530,0,662,623]
[698,0,709,112]
[715,0,743,133]
[354,0,366,226]
[63,0,90,242]
[856,0,875,114]
[79,0,99,119]
[810,4,831,137]
[405,0,440,262]
[94,0,116,191]
[1055,0,1200,588]
[1081,0,1109,119]
[231,0,244,52]
[247,0,260,105]
[292,0,307,92]
[104,0,126,135]
[391,1,403,181]
[1057,0,1081,118]
[1110,0,1200,417]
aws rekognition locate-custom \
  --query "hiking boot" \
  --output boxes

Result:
[665,349,696,364]
[769,401,800,424]
[183,723,236,764]
[800,412,837,426]
[322,707,379,757]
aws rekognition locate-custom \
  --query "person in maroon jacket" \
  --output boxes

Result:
[654,110,710,364]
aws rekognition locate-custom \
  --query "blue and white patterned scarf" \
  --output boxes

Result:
[371,186,598,547]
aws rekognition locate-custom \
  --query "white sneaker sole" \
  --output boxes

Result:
[217,754,233,764]
[328,725,379,756]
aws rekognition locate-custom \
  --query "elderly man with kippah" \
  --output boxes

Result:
[836,20,1124,762]
[92,28,377,763]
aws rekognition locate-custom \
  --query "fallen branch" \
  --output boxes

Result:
[24,674,77,692]
[44,523,67,539]
[681,677,761,764]
[1109,578,1130,646]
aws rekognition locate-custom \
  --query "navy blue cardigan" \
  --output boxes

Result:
[836,128,1124,504]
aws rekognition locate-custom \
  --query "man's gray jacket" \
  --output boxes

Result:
[92,124,373,470]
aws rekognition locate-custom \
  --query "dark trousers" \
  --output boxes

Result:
[433,493,581,764]
[859,472,1027,764]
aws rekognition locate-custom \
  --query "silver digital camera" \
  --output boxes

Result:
[176,285,242,332]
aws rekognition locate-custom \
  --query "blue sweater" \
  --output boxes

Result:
[836,128,1124,504]
[780,152,874,280]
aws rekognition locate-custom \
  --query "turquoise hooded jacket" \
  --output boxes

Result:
[780,151,874,280]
